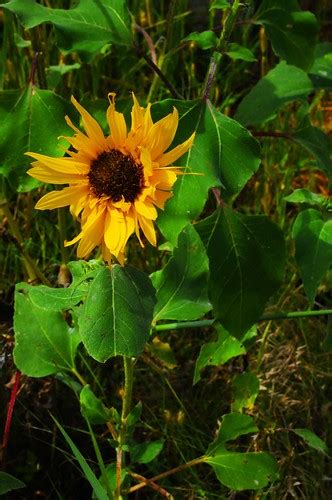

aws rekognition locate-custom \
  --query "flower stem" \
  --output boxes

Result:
[115,356,135,499]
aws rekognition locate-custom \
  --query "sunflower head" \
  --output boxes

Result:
[26,93,195,264]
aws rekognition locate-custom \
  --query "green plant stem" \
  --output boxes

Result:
[154,309,332,332]
[128,456,205,494]
[203,0,242,100]
[86,419,113,500]
[1,201,50,285]
[115,356,135,500]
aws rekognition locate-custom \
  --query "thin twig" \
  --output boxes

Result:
[128,471,174,498]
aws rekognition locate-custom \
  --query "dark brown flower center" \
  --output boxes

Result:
[88,150,144,202]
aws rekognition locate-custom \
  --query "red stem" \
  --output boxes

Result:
[2,371,21,454]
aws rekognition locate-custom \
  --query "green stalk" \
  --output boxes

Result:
[203,0,243,100]
[115,356,135,500]
[154,309,332,332]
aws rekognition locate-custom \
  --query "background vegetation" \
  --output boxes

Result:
[0,0,331,498]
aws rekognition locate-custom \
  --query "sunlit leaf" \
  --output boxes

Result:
[182,30,218,50]
[153,99,260,244]
[3,0,132,61]
[130,440,164,464]
[0,85,73,192]
[196,207,285,338]
[205,413,278,490]
[226,43,256,62]
[292,122,332,179]
[151,224,211,321]
[284,189,331,209]
[194,324,246,384]
[210,0,230,10]
[293,428,328,453]
[235,62,313,126]
[309,42,332,89]
[79,265,156,362]
[292,208,332,304]
[13,283,80,377]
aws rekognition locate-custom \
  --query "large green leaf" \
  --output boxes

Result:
[0,85,72,192]
[309,42,332,89]
[292,208,332,304]
[152,99,260,244]
[151,224,211,321]
[182,31,218,50]
[194,324,246,384]
[3,0,132,61]
[0,472,26,495]
[14,283,80,377]
[235,62,313,126]
[79,265,156,362]
[255,0,318,71]
[205,413,278,490]
[196,207,285,338]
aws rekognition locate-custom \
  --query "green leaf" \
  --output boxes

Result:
[182,30,218,50]
[309,42,332,89]
[210,0,230,10]
[80,385,110,425]
[284,189,331,209]
[235,62,313,126]
[196,207,285,338]
[13,283,80,377]
[0,472,26,495]
[226,43,256,62]
[153,99,260,244]
[151,225,211,321]
[47,63,81,88]
[256,0,319,70]
[194,324,246,384]
[292,123,332,179]
[79,265,156,362]
[0,85,73,192]
[52,416,108,500]
[231,372,260,413]
[292,209,332,304]
[205,413,278,490]
[130,439,164,464]
[293,428,328,453]
[27,260,103,312]
[13,32,31,47]
[3,0,132,61]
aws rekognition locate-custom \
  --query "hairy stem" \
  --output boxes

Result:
[115,356,135,499]
[203,0,243,100]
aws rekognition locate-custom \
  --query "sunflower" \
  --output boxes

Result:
[26,93,195,264]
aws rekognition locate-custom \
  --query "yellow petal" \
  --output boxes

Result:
[26,152,89,174]
[130,92,145,131]
[139,147,153,177]
[150,169,177,190]
[35,185,89,210]
[71,96,107,148]
[155,132,195,167]
[138,215,157,246]
[64,231,83,247]
[143,103,154,136]
[107,93,127,147]
[144,108,178,160]
[134,200,158,220]
[153,189,173,209]
[28,166,88,184]
[77,204,106,258]
[104,208,134,257]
